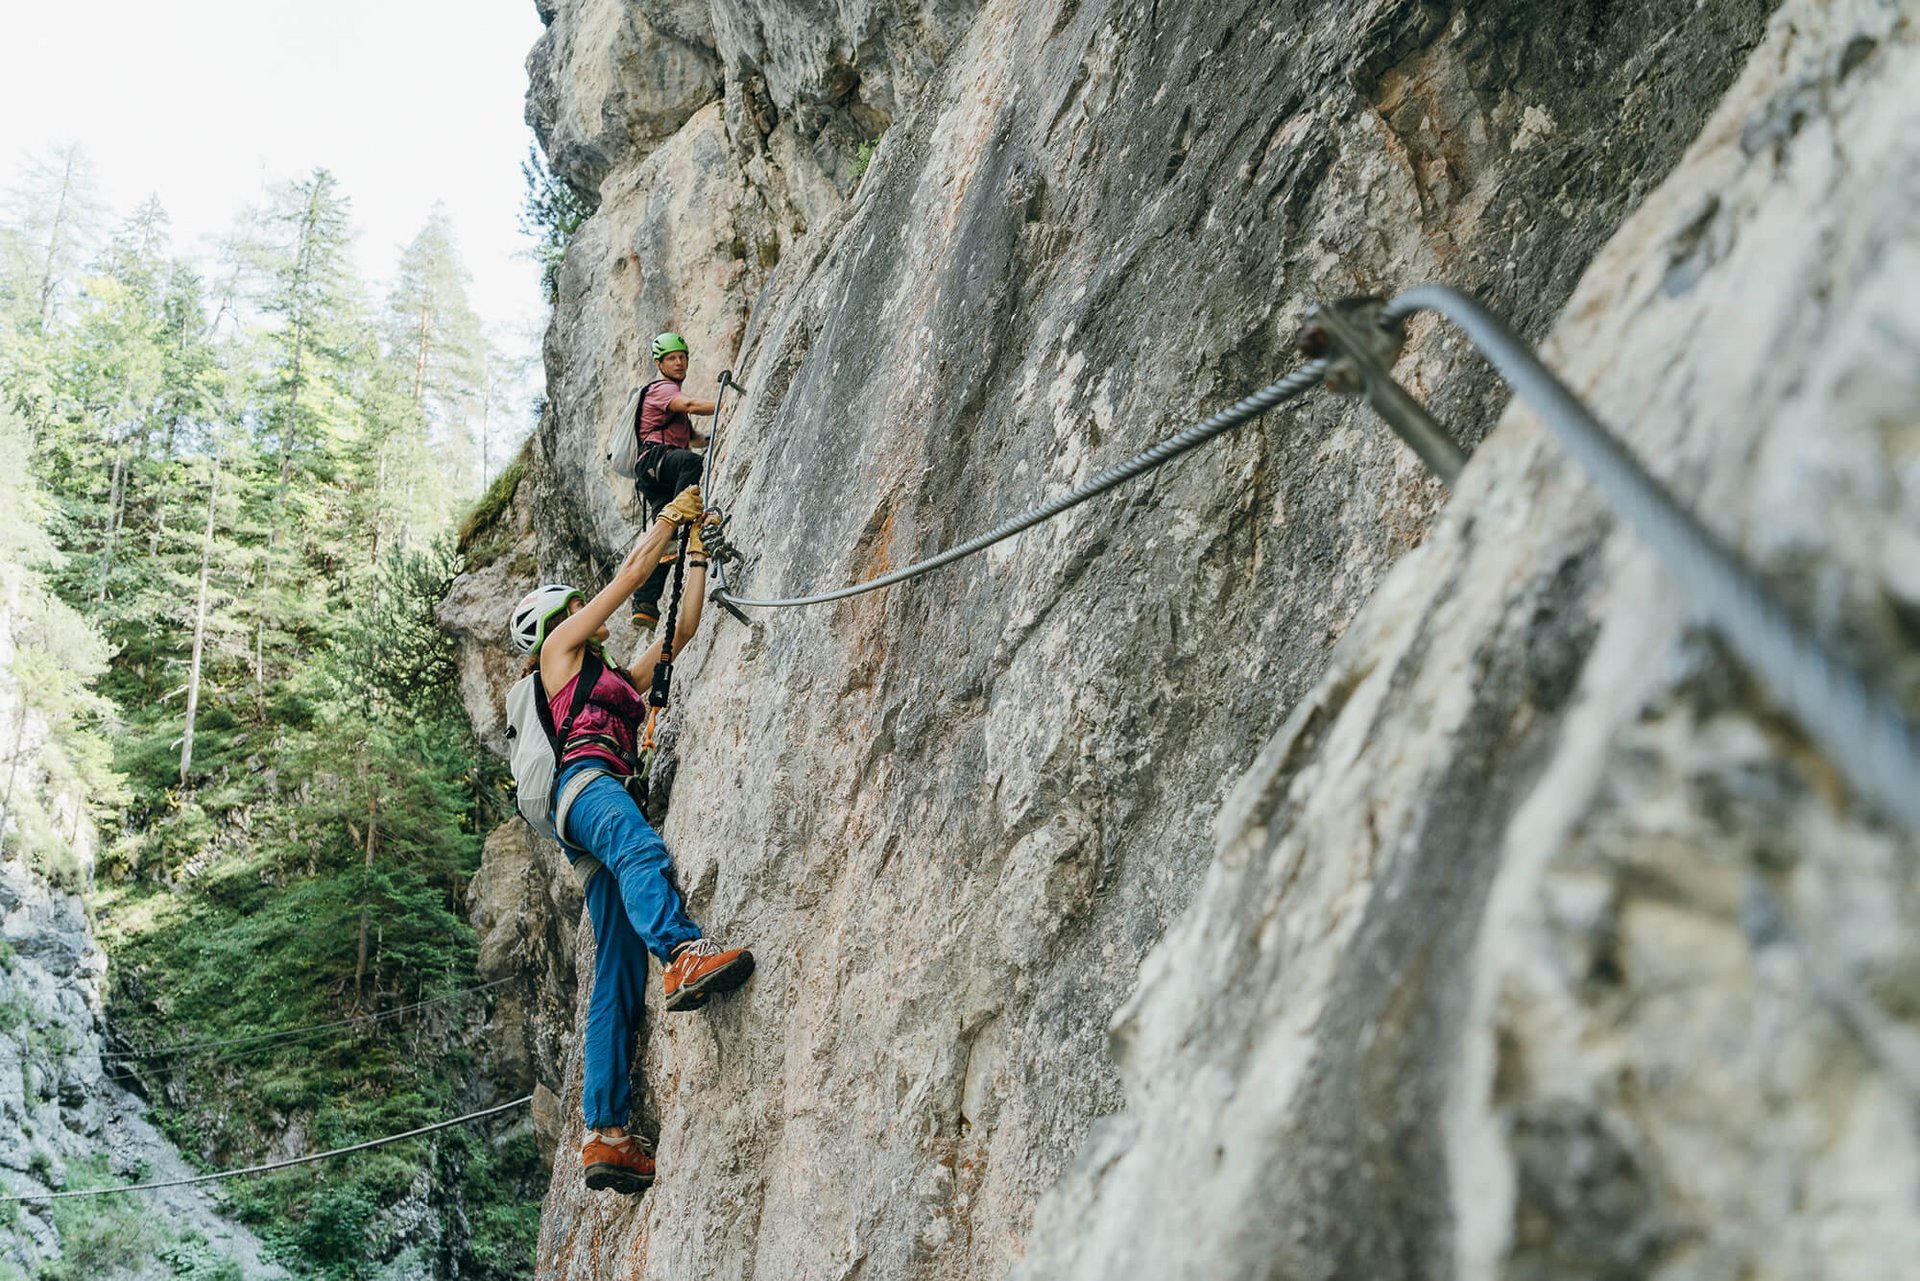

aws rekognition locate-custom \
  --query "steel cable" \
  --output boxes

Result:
[102,977,515,1065]
[1382,283,1920,832]
[0,1095,534,1202]
[714,360,1330,609]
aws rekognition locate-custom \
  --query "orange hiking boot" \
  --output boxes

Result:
[582,1133,655,1194]
[662,938,754,1012]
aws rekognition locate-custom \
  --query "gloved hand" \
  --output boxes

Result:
[696,511,741,566]
[687,515,708,560]
[657,485,703,528]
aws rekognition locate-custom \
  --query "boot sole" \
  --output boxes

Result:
[584,1162,654,1194]
[663,952,755,1012]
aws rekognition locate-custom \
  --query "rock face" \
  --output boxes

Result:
[1019,4,1920,1274]
[0,564,282,1277]
[446,0,1916,1276]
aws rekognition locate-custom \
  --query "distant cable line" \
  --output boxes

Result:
[0,1095,533,1202]
[104,977,514,1064]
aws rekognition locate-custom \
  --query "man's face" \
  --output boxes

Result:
[658,350,689,381]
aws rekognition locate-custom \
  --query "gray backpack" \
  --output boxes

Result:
[605,383,659,480]
[503,649,604,844]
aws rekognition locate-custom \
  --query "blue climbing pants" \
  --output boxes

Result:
[556,761,701,1129]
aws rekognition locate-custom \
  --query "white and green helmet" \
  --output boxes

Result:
[509,583,583,655]
[651,331,689,361]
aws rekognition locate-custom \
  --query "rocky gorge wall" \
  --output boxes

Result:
[444,0,1917,1276]
[0,558,282,1278]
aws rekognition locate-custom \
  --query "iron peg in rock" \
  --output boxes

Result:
[1308,297,1405,394]
[1307,296,1467,486]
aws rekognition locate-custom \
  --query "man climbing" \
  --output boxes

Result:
[628,331,716,630]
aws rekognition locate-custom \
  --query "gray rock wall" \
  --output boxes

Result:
[441,0,1910,1275]
[1021,4,1920,1275]
[0,563,282,1278]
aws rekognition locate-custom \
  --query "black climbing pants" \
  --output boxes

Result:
[631,445,705,621]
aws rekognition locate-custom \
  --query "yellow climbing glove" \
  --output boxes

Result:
[694,511,742,566]
[657,485,703,528]
[687,514,709,560]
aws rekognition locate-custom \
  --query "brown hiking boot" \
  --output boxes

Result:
[582,1133,655,1194]
[662,938,754,1012]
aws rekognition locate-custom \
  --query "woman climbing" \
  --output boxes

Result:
[507,484,753,1195]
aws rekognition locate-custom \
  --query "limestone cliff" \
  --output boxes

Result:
[0,557,282,1277]
[444,0,1917,1276]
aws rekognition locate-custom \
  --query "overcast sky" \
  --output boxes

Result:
[1,0,549,399]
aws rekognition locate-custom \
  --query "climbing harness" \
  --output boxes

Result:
[704,288,1918,833]
[631,369,745,767]
[0,1096,533,1202]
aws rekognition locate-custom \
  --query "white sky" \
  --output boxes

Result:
[1,0,550,405]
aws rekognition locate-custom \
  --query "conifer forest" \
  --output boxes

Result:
[0,145,545,1278]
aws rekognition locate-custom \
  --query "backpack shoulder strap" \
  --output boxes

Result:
[528,670,561,754]
[555,648,603,749]
[635,380,671,442]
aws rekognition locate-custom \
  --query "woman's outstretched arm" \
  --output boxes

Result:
[629,556,707,680]
[542,488,702,687]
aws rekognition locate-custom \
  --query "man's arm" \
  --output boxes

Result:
[666,393,715,415]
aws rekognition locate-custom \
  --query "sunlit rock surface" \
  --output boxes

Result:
[448,0,1913,1275]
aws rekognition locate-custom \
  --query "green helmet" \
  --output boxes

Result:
[651,331,689,361]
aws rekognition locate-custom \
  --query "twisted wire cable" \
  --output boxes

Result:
[715,360,1330,609]
[103,977,515,1065]
[0,1096,533,1202]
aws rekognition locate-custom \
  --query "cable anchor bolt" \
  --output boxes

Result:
[1305,296,1468,486]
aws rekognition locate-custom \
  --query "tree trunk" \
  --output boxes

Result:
[354,792,379,1005]
[371,434,390,565]
[413,307,430,406]
[257,180,323,700]
[179,467,219,786]
[97,434,129,601]
[36,149,78,330]
[2,703,29,815]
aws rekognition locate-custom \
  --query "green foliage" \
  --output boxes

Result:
[850,134,884,184]
[0,404,125,885]
[40,1159,157,1281]
[518,147,591,300]
[2,162,540,1280]
[0,143,106,331]
[455,440,528,568]
[154,1234,247,1280]
[15,1160,251,1281]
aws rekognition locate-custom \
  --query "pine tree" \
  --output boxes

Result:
[0,155,540,1276]
[249,169,367,697]
[0,142,105,332]
[380,208,487,546]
